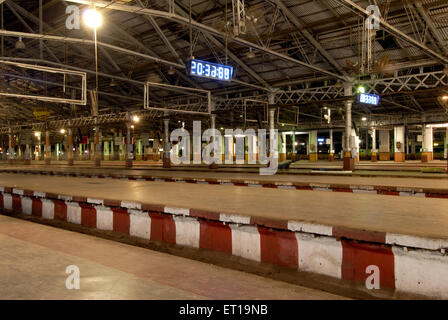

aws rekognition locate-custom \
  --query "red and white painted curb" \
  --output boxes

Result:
[1,186,448,299]
[2,169,448,200]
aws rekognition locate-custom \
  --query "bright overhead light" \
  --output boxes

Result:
[34,131,41,137]
[441,95,448,101]
[60,129,66,134]
[15,37,26,50]
[357,85,366,94]
[247,48,256,59]
[83,8,102,29]
[130,125,135,129]
[362,117,367,121]
[132,115,140,123]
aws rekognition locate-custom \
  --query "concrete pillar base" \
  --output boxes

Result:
[24,159,31,165]
[394,152,405,162]
[371,154,378,162]
[421,152,433,162]
[343,153,354,171]
[379,152,390,161]
[328,154,334,162]
[208,163,219,169]
[68,159,74,166]
[125,158,133,168]
[309,153,318,162]
[163,157,171,168]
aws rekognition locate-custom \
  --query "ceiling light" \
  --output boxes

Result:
[60,129,66,134]
[357,85,366,94]
[247,48,256,59]
[83,8,102,29]
[168,67,176,75]
[34,131,41,137]
[15,37,25,50]
[441,95,448,101]
[109,79,117,87]
[132,115,140,123]
[362,117,367,121]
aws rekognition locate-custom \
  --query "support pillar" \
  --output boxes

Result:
[8,128,13,165]
[444,128,448,160]
[371,128,377,162]
[67,128,74,166]
[308,130,318,162]
[343,86,354,171]
[209,113,218,169]
[329,129,334,162]
[279,132,287,161]
[394,126,405,162]
[24,144,31,165]
[163,117,171,168]
[45,130,51,165]
[378,130,390,161]
[422,126,433,162]
[125,113,133,167]
[94,120,101,167]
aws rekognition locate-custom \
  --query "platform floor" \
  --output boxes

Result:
[0,164,447,189]
[1,173,448,240]
[1,160,447,178]
[0,215,344,300]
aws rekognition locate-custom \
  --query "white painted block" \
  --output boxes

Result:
[21,197,32,215]
[12,189,24,195]
[220,213,251,225]
[297,233,343,279]
[165,206,190,216]
[393,247,448,299]
[173,215,200,248]
[3,193,12,210]
[121,201,141,210]
[387,233,448,251]
[42,199,55,220]
[96,206,113,230]
[67,202,81,224]
[87,198,104,205]
[230,224,261,262]
[129,210,151,240]
[288,220,332,236]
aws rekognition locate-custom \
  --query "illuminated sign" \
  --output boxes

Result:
[190,59,233,81]
[317,138,325,143]
[358,93,380,105]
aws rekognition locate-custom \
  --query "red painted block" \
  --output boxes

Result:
[80,204,97,228]
[333,188,353,193]
[54,200,67,221]
[199,220,232,253]
[258,227,298,268]
[32,198,42,217]
[341,240,395,289]
[425,193,448,199]
[148,212,176,244]
[113,208,130,234]
[0,193,3,209]
[12,195,21,213]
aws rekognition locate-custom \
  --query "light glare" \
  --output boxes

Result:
[83,9,102,28]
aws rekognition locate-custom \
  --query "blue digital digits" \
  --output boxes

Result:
[190,59,233,81]
[358,93,380,106]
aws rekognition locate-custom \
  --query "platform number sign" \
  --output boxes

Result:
[190,59,233,81]
[358,93,380,106]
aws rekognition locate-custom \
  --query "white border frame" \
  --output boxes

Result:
[144,82,211,115]
[0,60,87,105]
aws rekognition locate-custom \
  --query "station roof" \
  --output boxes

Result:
[0,0,447,133]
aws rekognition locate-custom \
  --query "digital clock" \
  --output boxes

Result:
[358,93,380,106]
[189,59,233,81]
